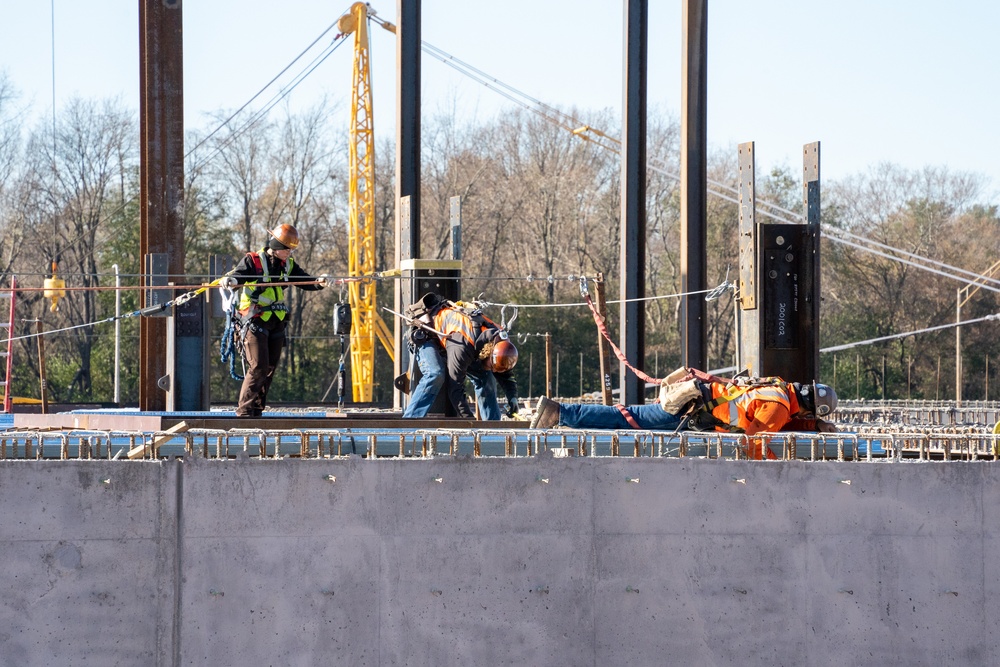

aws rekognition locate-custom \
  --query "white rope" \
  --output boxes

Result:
[480,282,731,310]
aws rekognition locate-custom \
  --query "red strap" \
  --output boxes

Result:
[584,293,660,385]
[615,404,642,429]
[247,252,263,274]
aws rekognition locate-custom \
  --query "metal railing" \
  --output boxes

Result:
[1,425,996,462]
[837,399,1000,428]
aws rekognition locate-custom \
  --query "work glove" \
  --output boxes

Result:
[815,418,838,433]
[505,398,521,419]
[219,276,237,289]
[317,274,330,287]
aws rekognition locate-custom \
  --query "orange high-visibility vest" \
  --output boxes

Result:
[708,382,793,433]
[433,308,495,348]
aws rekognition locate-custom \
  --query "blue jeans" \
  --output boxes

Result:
[468,365,500,420]
[402,341,445,418]
[558,402,683,430]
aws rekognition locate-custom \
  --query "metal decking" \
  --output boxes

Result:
[2,398,999,462]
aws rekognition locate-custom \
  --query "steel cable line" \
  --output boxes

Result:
[820,313,1000,353]
[186,20,342,160]
[186,32,348,174]
[419,40,1000,362]
[425,39,997,293]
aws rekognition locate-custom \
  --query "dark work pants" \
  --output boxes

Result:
[237,321,286,417]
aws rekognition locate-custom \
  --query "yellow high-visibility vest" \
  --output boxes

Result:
[237,250,295,321]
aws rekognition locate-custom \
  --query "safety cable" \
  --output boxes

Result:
[577,278,662,386]
[422,36,997,292]
[820,313,1000,353]
[186,20,344,162]
[11,279,328,294]
[4,280,224,344]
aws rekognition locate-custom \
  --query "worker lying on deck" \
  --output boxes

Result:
[529,371,837,459]
[401,294,520,420]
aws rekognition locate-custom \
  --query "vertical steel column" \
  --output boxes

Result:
[450,195,462,261]
[620,0,648,405]
[139,0,185,411]
[680,0,707,371]
[395,0,421,253]
[803,142,821,382]
[394,0,421,408]
[737,142,758,375]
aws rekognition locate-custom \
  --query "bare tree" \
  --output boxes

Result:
[824,164,992,398]
[263,102,343,385]
[205,111,274,252]
[18,97,137,399]
[0,72,27,277]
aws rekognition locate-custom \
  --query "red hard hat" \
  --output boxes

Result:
[487,339,518,373]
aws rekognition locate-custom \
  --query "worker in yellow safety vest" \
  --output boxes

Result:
[220,224,328,417]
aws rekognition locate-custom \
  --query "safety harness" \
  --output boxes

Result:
[577,275,791,431]
[219,250,294,381]
[681,375,790,433]
[237,250,294,322]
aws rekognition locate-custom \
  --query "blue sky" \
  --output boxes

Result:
[2,0,998,197]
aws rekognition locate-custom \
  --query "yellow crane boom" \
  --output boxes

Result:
[337,2,394,402]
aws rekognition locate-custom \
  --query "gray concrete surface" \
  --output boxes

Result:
[1,455,997,666]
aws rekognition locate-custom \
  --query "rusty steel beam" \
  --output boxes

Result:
[139,0,185,411]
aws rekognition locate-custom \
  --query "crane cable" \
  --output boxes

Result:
[417,38,999,293]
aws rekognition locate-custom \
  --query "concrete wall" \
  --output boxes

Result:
[1,454,997,666]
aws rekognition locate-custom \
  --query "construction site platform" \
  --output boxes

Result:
[1,400,998,461]
[9,408,518,433]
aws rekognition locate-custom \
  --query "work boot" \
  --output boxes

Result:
[530,396,561,429]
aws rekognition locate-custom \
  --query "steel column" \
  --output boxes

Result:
[139,0,185,411]
[394,0,421,408]
[680,0,707,371]
[737,142,757,374]
[395,0,421,254]
[620,0,648,405]
[803,142,821,382]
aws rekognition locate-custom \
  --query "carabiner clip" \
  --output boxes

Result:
[500,303,518,331]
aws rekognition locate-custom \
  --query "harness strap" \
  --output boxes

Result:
[615,404,642,429]
[248,251,263,273]
[703,384,750,412]
[583,293,660,385]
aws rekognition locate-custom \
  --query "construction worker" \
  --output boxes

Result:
[220,224,328,417]
[530,376,837,459]
[402,297,520,419]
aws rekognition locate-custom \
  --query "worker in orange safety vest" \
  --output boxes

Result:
[530,374,837,460]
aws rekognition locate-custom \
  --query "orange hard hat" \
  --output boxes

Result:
[266,224,300,249]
